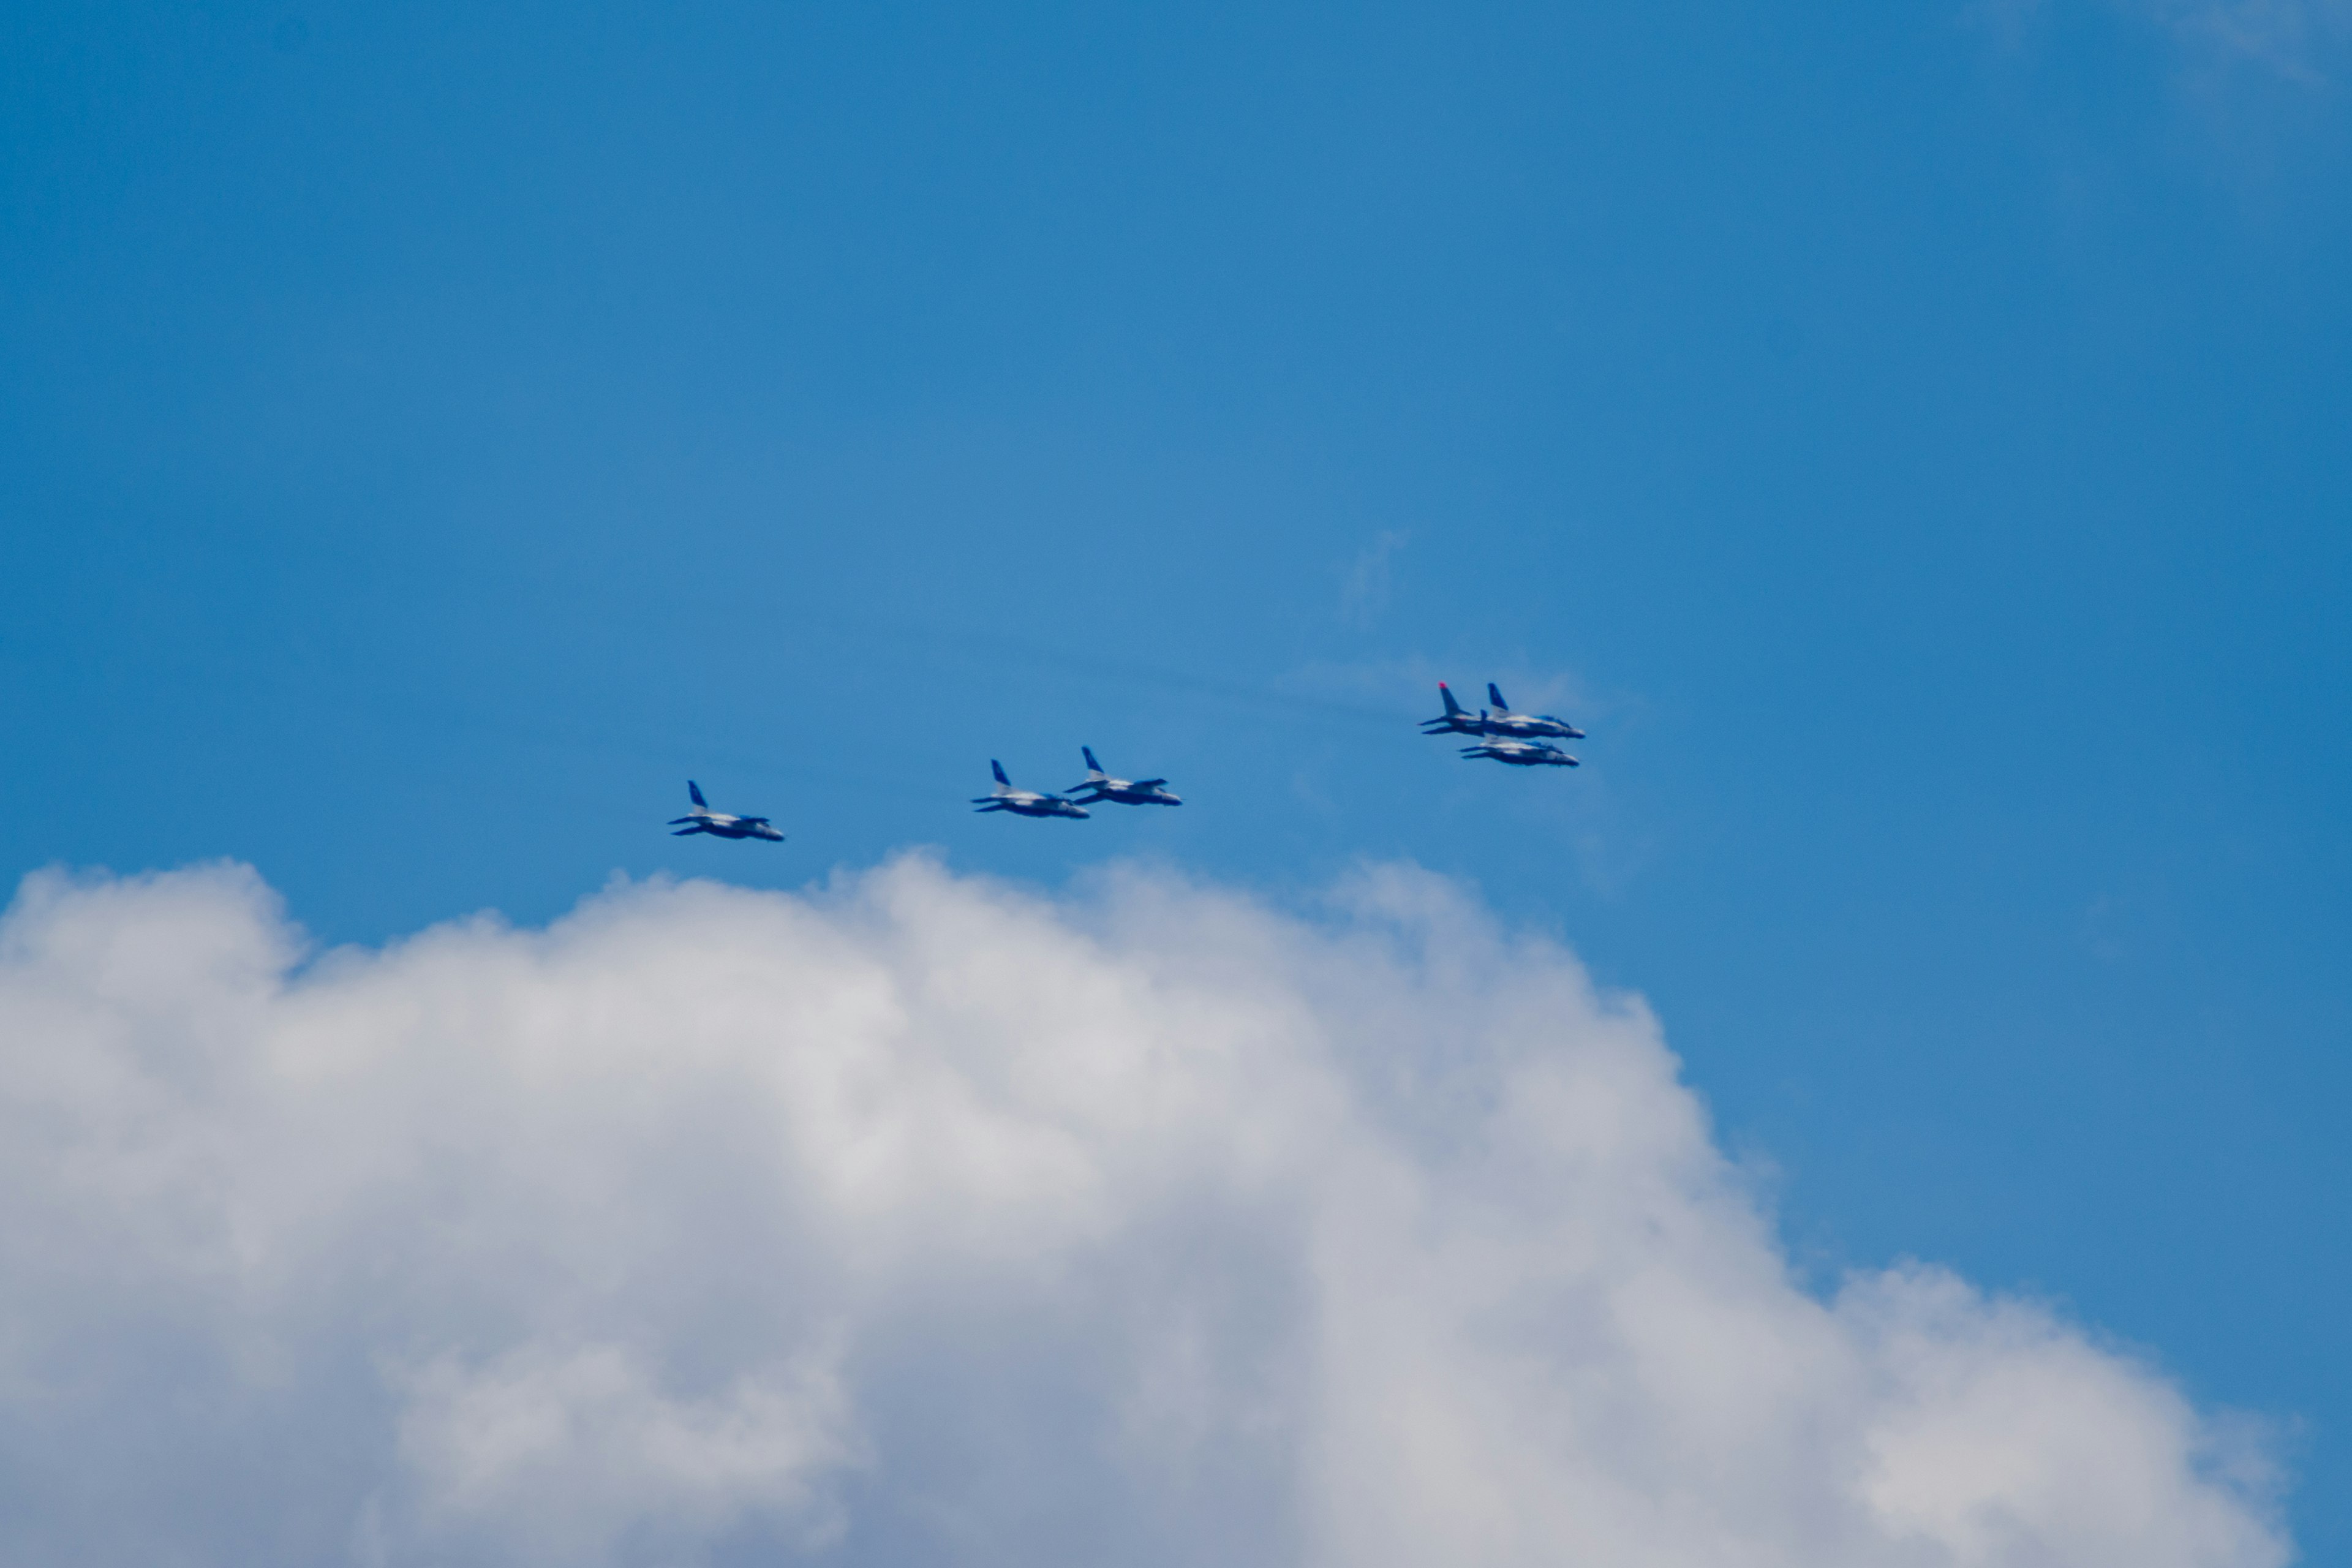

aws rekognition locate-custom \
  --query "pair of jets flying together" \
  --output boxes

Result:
[973,747,1182,820]
[1423,682,1583,767]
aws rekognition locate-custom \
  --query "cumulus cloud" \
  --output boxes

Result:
[0,857,2290,1566]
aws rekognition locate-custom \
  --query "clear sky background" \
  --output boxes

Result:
[4,0,2348,1556]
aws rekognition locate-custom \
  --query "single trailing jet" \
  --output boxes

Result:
[1067,746,1182,807]
[1479,683,1585,741]
[668,780,785,840]
[1460,736,1581,767]
[973,760,1090,819]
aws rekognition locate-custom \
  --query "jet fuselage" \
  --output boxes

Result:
[1461,737,1580,767]
[1077,781,1182,805]
[692,815,786,840]
[1481,684,1585,741]
[1481,711,1586,741]
[978,793,1091,818]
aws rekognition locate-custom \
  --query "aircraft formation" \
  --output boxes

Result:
[667,684,1581,842]
[1423,682,1583,767]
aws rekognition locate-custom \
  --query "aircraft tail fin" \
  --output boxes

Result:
[1439,682,1468,716]
[1487,683,1509,712]
[1082,745,1104,774]
[991,759,1011,788]
[688,780,709,810]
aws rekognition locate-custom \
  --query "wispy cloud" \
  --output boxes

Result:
[1984,0,2352,80]
[0,858,2291,1566]
[1338,530,1410,630]
[2143,0,2352,78]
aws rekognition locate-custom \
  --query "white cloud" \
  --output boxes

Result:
[0,858,2290,1566]
[386,1340,856,1562]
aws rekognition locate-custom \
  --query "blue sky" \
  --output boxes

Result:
[4,0,2348,1556]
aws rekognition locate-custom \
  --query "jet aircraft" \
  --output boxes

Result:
[1066,747,1182,807]
[1478,683,1585,741]
[1419,682,1487,737]
[668,780,785,840]
[1460,736,1580,767]
[973,760,1090,819]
